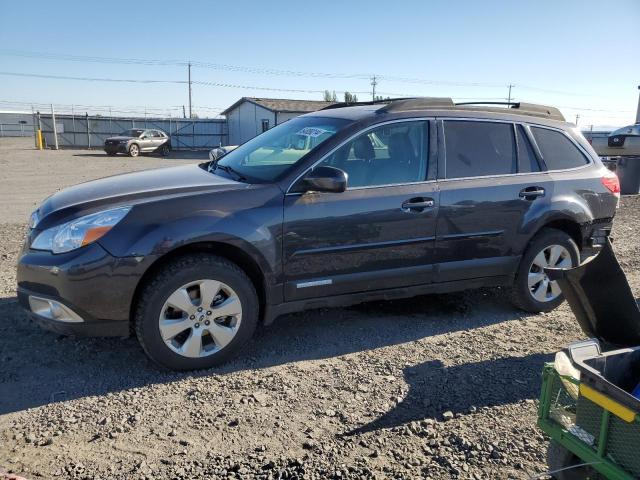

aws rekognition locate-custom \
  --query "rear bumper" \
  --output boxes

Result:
[581,219,614,256]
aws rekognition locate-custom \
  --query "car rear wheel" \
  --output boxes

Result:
[134,254,258,370]
[128,143,139,157]
[511,228,579,313]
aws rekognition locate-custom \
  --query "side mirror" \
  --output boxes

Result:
[302,166,348,193]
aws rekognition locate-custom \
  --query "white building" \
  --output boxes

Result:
[221,97,335,145]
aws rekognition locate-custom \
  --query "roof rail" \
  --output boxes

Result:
[455,101,565,121]
[319,98,413,111]
[376,97,455,113]
[320,97,566,121]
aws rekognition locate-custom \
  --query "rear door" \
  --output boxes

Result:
[151,130,167,149]
[282,119,439,301]
[435,119,550,282]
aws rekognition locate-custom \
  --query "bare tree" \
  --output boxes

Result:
[323,90,338,102]
[344,92,358,103]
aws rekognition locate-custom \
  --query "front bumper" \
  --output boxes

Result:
[16,241,154,337]
[104,143,128,154]
[17,293,130,336]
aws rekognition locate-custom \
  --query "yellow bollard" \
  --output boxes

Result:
[37,129,43,150]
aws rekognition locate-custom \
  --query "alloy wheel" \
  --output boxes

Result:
[528,245,572,303]
[158,279,242,358]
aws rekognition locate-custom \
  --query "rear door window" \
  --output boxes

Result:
[444,121,516,178]
[516,125,540,173]
[531,127,588,170]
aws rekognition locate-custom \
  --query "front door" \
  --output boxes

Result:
[138,130,156,151]
[283,120,439,301]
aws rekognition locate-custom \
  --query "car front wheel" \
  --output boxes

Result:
[135,254,258,370]
[128,143,139,157]
[511,228,579,313]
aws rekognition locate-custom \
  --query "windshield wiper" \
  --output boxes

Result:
[211,163,246,182]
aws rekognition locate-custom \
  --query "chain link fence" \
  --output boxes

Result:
[35,113,227,150]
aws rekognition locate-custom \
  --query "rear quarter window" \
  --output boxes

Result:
[444,121,516,178]
[531,127,589,170]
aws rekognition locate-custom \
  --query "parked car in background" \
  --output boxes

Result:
[589,123,640,158]
[104,128,171,157]
[209,144,238,162]
[18,98,619,370]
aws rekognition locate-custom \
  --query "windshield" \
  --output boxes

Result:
[213,116,351,182]
[120,129,144,137]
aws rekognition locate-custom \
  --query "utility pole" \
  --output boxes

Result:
[575,114,580,126]
[188,62,192,119]
[636,85,640,124]
[371,75,377,101]
[507,84,514,105]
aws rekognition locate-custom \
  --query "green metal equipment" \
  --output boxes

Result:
[537,239,640,479]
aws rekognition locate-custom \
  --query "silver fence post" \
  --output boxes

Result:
[71,105,76,147]
[32,106,37,147]
[51,104,59,150]
[0,123,3,137]
[168,115,172,149]
[86,113,90,148]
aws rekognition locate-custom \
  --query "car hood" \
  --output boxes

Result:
[36,164,245,228]
[105,136,135,142]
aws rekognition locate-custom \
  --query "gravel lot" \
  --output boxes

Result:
[1,137,638,479]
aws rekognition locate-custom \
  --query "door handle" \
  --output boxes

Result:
[402,197,435,212]
[519,187,545,200]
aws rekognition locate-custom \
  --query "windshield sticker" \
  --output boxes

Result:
[296,127,329,138]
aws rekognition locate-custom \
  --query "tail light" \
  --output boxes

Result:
[601,172,620,197]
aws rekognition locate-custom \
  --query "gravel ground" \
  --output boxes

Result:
[0,137,638,480]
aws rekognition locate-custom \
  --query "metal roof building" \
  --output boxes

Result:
[222,97,334,145]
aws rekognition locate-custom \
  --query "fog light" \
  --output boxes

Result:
[28,296,84,323]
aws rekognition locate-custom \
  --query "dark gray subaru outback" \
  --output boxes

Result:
[17,98,620,370]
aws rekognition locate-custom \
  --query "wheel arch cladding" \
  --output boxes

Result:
[538,218,583,249]
[129,241,267,327]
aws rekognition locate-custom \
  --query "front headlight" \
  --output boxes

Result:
[28,210,40,229]
[119,139,129,144]
[31,206,131,254]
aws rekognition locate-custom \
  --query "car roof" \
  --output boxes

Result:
[304,97,571,128]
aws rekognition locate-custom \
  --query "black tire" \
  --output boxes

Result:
[511,228,580,313]
[546,441,595,479]
[134,254,259,370]
[160,144,170,157]
[128,143,140,157]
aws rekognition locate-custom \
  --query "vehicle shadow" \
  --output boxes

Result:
[343,352,550,436]
[0,288,535,415]
[72,151,210,160]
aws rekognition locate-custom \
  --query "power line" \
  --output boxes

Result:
[0,48,595,95]
[0,71,184,84]
[0,71,372,96]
